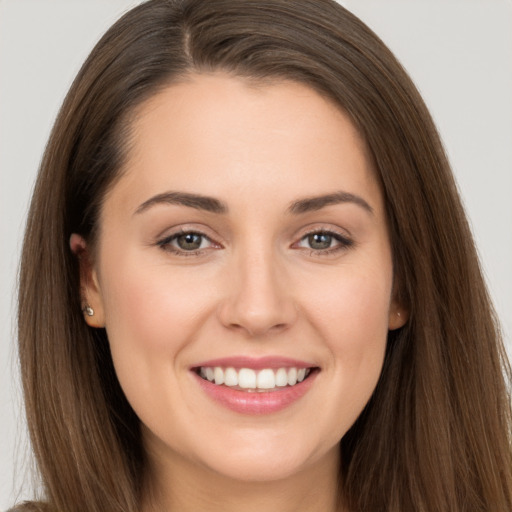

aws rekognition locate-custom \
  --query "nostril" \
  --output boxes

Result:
[269,323,288,332]
[230,320,290,338]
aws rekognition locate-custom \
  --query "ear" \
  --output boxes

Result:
[388,302,408,331]
[388,282,409,331]
[70,234,106,328]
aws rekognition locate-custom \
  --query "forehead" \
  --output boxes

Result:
[130,72,368,158]
[107,72,381,216]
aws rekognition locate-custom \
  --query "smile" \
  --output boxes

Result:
[192,357,319,414]
[197,366,312,391]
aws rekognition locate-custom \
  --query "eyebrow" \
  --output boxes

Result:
[288,191,374,215]
[134,191,228,215]
[134,189,373,216]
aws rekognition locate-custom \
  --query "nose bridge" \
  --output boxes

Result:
[218,237,295,337]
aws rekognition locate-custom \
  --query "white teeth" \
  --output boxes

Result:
[256,369,275,389]
[238,368,257,389]
[198,366,312,390]
[214,367,224,385]
[224,367,238,386]
[205,367,215,382]
[275,368,288,387]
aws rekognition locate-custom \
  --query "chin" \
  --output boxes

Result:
[188,429,339,484]
[203,451,317,483]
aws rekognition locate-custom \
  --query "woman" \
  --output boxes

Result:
[13,0,512,511]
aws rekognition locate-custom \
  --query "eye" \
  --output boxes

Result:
[301,232,335,250]
[174,232,208,251]
[295,229,353,254]
[157,230,216,255]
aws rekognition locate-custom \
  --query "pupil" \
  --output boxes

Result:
[308,233,332,250]
[178,233,202,250]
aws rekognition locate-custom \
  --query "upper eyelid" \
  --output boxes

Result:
[156,224,220,242]
[295,224,352,240]
[158,230,216,246]
[295,231,352,247]
[299,229,349,241]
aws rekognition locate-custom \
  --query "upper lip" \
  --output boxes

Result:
[192,356,317,370]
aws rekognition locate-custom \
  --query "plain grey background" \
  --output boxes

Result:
[1,0,511,507]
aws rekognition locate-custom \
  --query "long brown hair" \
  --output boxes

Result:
[15,1,512,510]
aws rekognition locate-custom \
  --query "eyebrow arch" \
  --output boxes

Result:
[134,191,228,215]
[288,191,374,215]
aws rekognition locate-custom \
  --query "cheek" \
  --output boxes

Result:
[97,256,219,435]
[305,258,392,340]
[302,260,392,410]
[97,252,219,409]
[101,257,212,349]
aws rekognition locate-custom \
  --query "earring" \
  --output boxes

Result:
[83,305,94,317]
[397,311,401,317]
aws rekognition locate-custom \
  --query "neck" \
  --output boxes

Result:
[143,444,343,512]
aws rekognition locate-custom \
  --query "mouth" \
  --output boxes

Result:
[191,358,319,414]
[194,365,317,392]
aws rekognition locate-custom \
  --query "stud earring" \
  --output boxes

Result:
[83,305,94,317]
[397,311,401,317]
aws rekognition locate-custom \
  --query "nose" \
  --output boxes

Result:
[217,247,297,338]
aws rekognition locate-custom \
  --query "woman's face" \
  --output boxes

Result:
[77,73,405,485]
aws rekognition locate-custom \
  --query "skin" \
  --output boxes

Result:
[72,73,407,512]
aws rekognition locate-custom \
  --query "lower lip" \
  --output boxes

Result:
[193,371,318,415]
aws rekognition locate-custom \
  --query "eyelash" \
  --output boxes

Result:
[156,228,354,257]
[156,229,217,257]
[296,228,354,256]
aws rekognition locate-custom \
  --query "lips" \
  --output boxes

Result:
[191,356,319,414]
